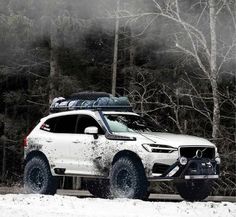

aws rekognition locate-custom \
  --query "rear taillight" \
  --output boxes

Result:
[23,128,32,147]
[22,122,38,148]
[23,136,28,147]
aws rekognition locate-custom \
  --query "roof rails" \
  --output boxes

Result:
[49,92,133,113]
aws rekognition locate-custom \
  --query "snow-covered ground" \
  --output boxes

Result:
[0,194,235,217]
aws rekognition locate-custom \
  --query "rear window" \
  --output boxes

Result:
[40,115,77,133]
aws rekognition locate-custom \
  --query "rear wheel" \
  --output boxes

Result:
[175,180,212,201]
[24,157,58,194]
[110,156,148,199]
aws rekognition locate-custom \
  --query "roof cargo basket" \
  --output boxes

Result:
[50,92,133,113]
[69,92,111,100]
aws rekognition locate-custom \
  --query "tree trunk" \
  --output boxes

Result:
[209,0,220,140]
[111,0,120,96]
[211,79,220,140]
[1,114,6,181]
[125,23,135,96]
[49,46,59,103]
[1,137,6,182]
[49,22,60,104]
[129,27,135,67]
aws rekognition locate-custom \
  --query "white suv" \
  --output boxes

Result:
[23,93,220,201]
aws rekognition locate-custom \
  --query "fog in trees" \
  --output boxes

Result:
[0,0,235,195]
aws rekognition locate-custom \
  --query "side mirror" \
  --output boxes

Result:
[84,126,98,135]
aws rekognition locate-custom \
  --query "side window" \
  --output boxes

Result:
[76,115,104,134]
[40,117,58,132]
[54,115,77,134]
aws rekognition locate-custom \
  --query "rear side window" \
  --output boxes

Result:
[54,115,77,133]
[40,115,77,134]
[40,118,58,132]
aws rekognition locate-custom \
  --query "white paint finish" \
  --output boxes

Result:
[25,110,218,179]
[66,133,103,175]
[47,133,73,170]
[102,111,139,116]
[27,130,71,171]
[114,132,214,147]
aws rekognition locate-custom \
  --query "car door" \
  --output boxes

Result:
[68,114,107,176]
[41,114,78,172]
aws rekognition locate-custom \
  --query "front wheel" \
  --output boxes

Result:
[24,157,58,194]
[110,157,148,199]
[175,180,212,201]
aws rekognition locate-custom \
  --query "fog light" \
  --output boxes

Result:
[167,166,180,177]
[180,157,188,165]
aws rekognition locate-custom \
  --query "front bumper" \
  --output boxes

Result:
[148,158,220,181]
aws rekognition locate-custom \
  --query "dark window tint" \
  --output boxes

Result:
[76,115,104,134]
[40,117,58,132]
[54,115,77,133]
[40,115,77,133]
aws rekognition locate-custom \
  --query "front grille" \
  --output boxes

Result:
[180,147,215,159]
[152,163,169,174]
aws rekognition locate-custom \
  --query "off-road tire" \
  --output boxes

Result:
[87,179,110,198]
[24,157,58,194]
[175,180,212,201]
[110,156,148,199]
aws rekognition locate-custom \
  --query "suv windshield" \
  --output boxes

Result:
[104,114,161,133]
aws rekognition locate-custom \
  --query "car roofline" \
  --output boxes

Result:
[41,110,97,121]
[40,110,139,122]
[102,111,139,116]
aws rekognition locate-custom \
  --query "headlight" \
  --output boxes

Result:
[142,144,177,153]
[142,144,153,152]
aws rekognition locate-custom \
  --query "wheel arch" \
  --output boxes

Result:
[112,150,144,167]
[24,150,50,166]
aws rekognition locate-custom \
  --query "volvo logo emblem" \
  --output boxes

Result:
[195,149,203,158]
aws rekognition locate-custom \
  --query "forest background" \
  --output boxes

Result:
[0,0,235,196]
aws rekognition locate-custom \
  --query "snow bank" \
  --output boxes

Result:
[0,194,235,217]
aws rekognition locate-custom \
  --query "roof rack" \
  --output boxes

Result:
[69,91,111,100]
[49,92,133,113]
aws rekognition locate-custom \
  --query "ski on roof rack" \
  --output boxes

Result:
[49,92,133,113]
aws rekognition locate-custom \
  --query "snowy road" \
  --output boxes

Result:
[0,194,235,217]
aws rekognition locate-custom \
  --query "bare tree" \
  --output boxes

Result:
[112,0,120,96]
[127,68,158,116]
[117,0,235,140]
[49,21,60,103]
[145,0,236,140]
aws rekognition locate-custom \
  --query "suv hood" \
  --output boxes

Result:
[115,132,215,148]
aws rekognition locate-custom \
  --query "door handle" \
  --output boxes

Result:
[46,139,52,143]
[73,140,80,144]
